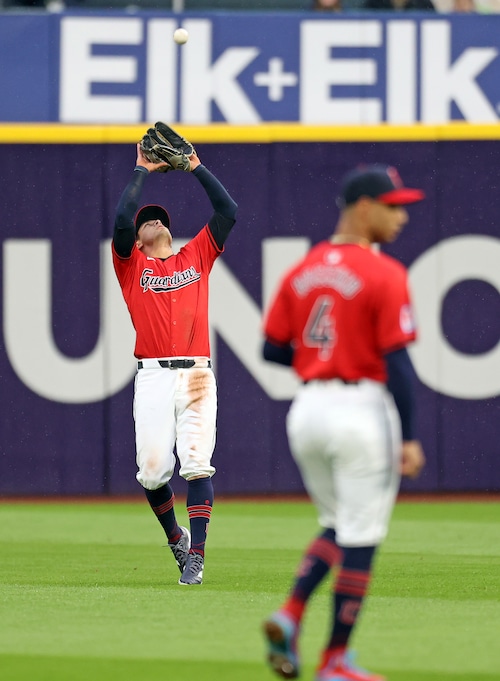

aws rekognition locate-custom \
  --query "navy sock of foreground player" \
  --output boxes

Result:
[280,529,342,623]
[319,545,376,670]
[186,477,213,556]
[144,484,182,543]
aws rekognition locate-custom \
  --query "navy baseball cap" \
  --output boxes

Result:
[134,204,171,234]
[338,165,425,207]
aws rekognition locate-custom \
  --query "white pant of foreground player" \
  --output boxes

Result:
[287,379,401,547]
[133,358,217,489]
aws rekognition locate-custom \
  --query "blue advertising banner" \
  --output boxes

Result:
[0,12,499,124]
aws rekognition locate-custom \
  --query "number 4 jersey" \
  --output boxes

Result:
[263,241,417,384]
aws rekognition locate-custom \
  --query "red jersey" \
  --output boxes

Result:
[263,241,416,383]
[112,225,222,359]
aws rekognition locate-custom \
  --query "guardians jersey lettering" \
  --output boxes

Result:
[140,266,201,293]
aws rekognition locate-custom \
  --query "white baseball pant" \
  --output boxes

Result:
[133,358,217,489]
[286,379,402,547]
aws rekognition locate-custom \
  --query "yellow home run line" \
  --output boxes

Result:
[0,122,499,143]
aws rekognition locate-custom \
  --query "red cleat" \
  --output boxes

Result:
[315,651,386,681]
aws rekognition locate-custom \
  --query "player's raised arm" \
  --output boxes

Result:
[139,123,237,249]
[192,165,238,249]
[113,144,169,258]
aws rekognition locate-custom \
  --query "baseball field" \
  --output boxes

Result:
[0,498,499,681]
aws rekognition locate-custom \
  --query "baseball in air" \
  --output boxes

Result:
[173,28,189,45]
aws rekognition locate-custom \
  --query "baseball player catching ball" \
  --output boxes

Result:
[261,165,426,680]
[112,127,237,585]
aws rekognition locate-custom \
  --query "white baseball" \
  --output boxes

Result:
[173,28,189,45]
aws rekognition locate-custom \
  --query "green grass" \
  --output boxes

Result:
[0,499,499,680]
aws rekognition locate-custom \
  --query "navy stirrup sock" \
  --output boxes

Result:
[325,545,376,656]
[144,484,182,543]
[282,528,342,623]
[186,477,213,556]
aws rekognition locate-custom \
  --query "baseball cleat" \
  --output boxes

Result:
[168,526,191,573]
[315,651,385,681]
[178,552,204,585]
[263,611,300,679]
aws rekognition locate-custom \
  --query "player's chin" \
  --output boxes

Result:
[386,228,401,242]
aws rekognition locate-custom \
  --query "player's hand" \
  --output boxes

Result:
[135,143,170,173]
[400,440,425,479]
[188,151,201,171]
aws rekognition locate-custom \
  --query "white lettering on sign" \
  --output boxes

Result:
[60,17,143,123]
[58,16,499,124]
[409,235,500,400]
[386,21,417,124]
[4,236,500,402]
[2,238,306,403]
[254,58,298,102]
[180,19,260,124]
[146,19,178,122]
[3,239,136,403]
[300,20,383,124]
[421,22,498,123]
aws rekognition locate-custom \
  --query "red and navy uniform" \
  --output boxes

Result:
[112,164,237,359]
[113,225,220,359]
[264,241,416,384]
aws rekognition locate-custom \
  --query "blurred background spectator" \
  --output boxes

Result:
[433,0,477,8]
[433,0,500,9]
[451,0,476,9]
[3,0,45,6]
[363,0,435,9]
[311,0,343,10]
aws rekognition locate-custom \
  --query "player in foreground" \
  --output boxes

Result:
[261,165,426,680]
[112,124,237,585]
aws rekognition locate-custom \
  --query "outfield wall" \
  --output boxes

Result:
[1,125,499,496]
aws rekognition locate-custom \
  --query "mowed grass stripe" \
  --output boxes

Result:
[0,501,499,681]
[1,658,499,681]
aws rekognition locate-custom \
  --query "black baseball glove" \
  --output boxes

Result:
[140,122,195,172]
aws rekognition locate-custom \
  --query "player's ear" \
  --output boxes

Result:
[356,196,376,217]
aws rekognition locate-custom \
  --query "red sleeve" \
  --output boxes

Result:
[183,224,223,272]
[375,261,417,354]
[112,241,138,291]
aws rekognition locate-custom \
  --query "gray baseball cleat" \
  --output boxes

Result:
[168,526,191,573]
[178,552,204,585]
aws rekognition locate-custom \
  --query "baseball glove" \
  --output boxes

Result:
[140,122,195,172]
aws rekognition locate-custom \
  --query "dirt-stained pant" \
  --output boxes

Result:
[133,357,217,489]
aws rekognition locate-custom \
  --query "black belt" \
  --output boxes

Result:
[303,378,359,385]
[137,359,211,370]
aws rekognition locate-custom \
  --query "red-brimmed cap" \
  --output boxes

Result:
[134,204,171,234]
[338,165,425,207]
